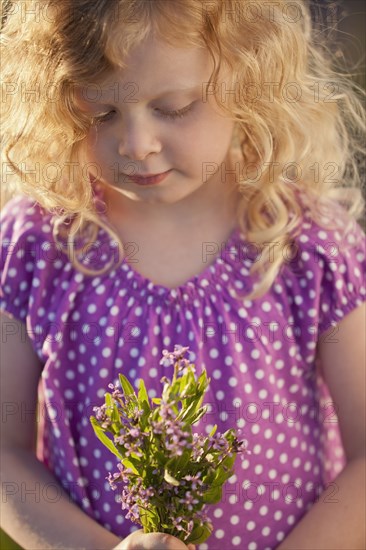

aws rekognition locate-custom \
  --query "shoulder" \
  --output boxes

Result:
[296,196,364,247]
[0,195,65,322]
[1,194,53,245]
[286,200,366,334]
[1,194,60,285]
[292,202,365,279]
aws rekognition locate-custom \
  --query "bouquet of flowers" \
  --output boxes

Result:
[90,345,247,545]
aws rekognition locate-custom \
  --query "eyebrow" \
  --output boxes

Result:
[87,83,203,103]
[154,85,202,96]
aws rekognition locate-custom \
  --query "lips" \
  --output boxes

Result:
[124,169,172,186]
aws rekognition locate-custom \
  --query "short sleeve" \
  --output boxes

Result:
[298,212,366,336]
[0,196,53,323]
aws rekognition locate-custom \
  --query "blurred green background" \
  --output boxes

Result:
[0,530,22,550]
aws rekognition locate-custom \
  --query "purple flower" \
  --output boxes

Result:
[172,516,185,531]
[179,490,199,511]
[159,345,191,368]
[183,473,203,490]
[93,404,107,422]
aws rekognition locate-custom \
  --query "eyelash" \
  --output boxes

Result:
[92,110,116,125]
[157,103,194,120]
[92,102,194,125]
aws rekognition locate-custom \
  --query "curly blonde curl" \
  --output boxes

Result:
[1,0,365,296]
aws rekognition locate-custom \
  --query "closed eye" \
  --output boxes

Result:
[156,102,195,120]
[91,101,195,125]
[92,109,117,125]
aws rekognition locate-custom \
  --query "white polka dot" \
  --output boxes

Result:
[254,464,263,474]
[116,515,124,524]
[230,515,240,525]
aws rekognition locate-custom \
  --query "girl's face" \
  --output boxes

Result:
[78,34,235,205]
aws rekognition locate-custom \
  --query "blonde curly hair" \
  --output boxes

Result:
[1,0,365,295]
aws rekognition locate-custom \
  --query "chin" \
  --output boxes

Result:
[120,185,196,205]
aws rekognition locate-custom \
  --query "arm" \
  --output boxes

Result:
[277,303,366,550]
[0,312,121,550]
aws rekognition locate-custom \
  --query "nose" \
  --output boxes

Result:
[118,116,162,161]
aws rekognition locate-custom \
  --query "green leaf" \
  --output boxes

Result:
[105,393,113,417]
[188,406,208,425]
[110,404,121,426]
[202,484,222,504]
[165,448,191,475]
[119,374,136,398]
[90,417,123,460]
[138,378,150,408]
[218,454,236,475]
[208,424,217,437]
[177,400,198,422]
[202,468,216,485]
[164,470,180,486]
[154,450,168,467]
[197,369,209,388]
[185,522,212,544]
[121,457,140,475]
[139,505,160,532]
[151,397,161,405]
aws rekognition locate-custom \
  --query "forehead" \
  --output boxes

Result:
[98,35,213,101]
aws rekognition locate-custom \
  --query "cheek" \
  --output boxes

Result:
[176,114,234,163]
[85,129,114,163]
[80,132,115,182]
[209,109,235,143]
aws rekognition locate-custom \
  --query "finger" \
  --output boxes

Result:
[144,533,190,549]
[121,531,190,550]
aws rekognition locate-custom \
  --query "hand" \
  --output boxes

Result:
[113,529,195,550]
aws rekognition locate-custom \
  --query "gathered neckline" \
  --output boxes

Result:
[117,224,247,303]
[91,181,250,304]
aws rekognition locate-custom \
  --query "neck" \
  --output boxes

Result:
[101,162,241,237]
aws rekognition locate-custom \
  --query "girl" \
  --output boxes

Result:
[1,1,365,549]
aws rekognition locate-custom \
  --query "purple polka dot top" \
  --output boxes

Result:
[1,194,365,550]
